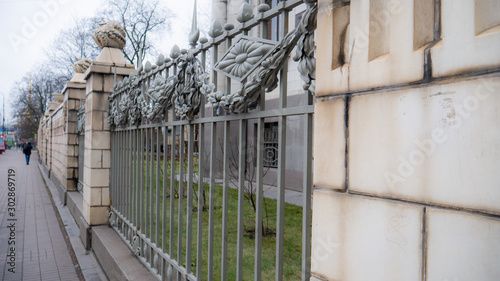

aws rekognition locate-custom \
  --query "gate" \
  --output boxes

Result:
[108,0,316,280]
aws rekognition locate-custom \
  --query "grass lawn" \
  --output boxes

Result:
[120,156,304,280]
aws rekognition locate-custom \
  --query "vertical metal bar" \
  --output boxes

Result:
[196,122,204,279]
[131,130,134,226]
[170,125,176,259]
[145,128,150,238]
[118,131,122,213]
[138,129,143,232]
[150,127,154,260]
[221,120,230,280]
[177,125,184,280]
[197,48,206,278]
[302,113,313,281]
[162,126,168,280]
[127,130,131,220]
[135,129,139,228]
[111,133,115,209]
[236,119,247,281]
[116,131,120,213]
[208,42,218,281]
[208,122,216,281]
[279,2,289,110]
[254,118,264,281]
[156,127,161,246]
[124,131,128,219]
[186,124,194,274]
[163,126,168,253]
[276,116,287,281]
[276,6,289,280]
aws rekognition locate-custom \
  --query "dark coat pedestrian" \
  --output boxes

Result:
[23,142,33,165]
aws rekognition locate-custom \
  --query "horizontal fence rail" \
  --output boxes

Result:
[109,0,316,280]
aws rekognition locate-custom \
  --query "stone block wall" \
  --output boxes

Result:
[49,103,66,190]
[312,0,500,280]
[37,78,87,201]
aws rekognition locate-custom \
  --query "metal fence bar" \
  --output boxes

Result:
[254,118,264,281]
[196,122,204,279]
[276,116,287,281]
[156,127,161,247]
[302,112,313,281]
[196,48,207,280]
[208,122,216,281]
[111,134,115,212]
[177,124,185,280]
[162,126,168,278]
[113,105,314,131]
[118,131,123,214]
[162,126,168,253]
[127,130,132,220]
[145,128,149,239]
[135,129,139,228]
[169,125,175,261]
[150,127,154,261]
[186,124,194,274]
[140,128,144,236]
[236,119,247,281]
[221,120,230,281]
[148,128,155,247]
[144,128,148,238]
[116,131,120,214]
[276,4,290,279]
[129,130,133,226]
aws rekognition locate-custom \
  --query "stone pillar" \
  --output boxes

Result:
[82,22,134,226]
[57,60,89,196]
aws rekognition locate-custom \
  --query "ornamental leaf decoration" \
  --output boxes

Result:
[207,1,318,113]
[108,49,211,129]
[108,0,318,125]
[214,36,276,82]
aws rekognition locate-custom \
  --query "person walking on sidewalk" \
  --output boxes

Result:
[23,142,33,165]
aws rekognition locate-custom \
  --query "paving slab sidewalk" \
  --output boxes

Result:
[0,149,106,281]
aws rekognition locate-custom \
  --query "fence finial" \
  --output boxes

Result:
[189,0,200,47]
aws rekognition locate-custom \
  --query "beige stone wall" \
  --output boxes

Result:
[38,80,86,193]
[312,0,500,280]
[50,103,66,187]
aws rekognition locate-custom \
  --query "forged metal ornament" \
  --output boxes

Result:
[214,36,277,82]
[108,48,211,128]
[207,0,318,113]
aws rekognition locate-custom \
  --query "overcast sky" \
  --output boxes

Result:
[0,0,211,125]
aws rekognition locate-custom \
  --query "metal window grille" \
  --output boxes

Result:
[263,122,279,168]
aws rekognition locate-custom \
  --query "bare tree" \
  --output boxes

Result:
[44,17,102,80]
[218,137,276,235]
[11,65,66,139]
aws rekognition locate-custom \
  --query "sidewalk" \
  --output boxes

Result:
[0,149,82,281]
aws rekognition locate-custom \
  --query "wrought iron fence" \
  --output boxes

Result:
[108,0,316,280]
